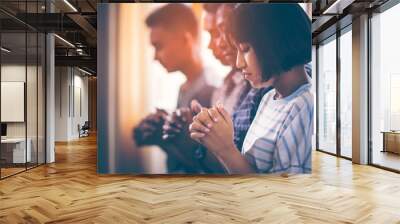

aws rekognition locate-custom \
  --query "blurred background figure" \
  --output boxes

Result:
[133,4,215,173]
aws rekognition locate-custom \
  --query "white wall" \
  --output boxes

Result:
[71,72,89,138]
[1,65,38,137]
[55,67,89,141]
[1,64,46,164]
[55,67,69,141]
[1,65,28,140]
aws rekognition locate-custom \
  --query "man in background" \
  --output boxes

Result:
[133,4,215,173]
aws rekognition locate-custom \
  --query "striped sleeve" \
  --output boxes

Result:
[272,95,314,174]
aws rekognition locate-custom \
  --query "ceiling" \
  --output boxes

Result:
[1,0,395,75]
[312,0,391,44]
[0,0,98,73]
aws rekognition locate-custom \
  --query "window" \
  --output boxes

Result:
[317,36,337,154]
[339,28,352,158]
[370,2,400,171]
[0,1,46,179]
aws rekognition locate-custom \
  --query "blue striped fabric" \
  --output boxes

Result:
[232,87,272,150]
[305,63,312,78]
[232,64,311,151]
[241,83,314,174]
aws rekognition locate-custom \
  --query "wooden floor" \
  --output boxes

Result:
[1,163,45,178]
[1,167,26,178]
[1,135,400,223]
[372,150,400,171]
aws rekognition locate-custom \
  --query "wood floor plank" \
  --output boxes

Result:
[1,134,400,223]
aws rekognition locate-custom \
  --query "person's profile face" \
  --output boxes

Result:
[234,42,264,88]
[150,26,184,73]
[215,5,237,67]
[204,12,225,64]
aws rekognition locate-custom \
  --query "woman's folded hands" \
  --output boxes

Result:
[189,103,236,157]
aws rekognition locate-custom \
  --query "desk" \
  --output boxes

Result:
[382,131,400,155]
[1,138,31,163]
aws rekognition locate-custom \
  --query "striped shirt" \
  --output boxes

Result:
[232,87,272,149]
[233,64,311,150]
[242,83,314,174]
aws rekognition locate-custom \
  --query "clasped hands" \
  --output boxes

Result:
[133,100,237,159]
[133,108,168,146]
[189,103,236,157]
[133,101,200,149]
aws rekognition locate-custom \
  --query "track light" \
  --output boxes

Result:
[323,0,341,14]
[322,0,354,15]
[63,0,78,12]
[78,67,93,76]
[1,47,11,53]
[54,34,75,48]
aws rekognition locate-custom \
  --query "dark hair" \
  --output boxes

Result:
[230,4,311,81]
[145,4,199,38]
[203,3,222,14]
